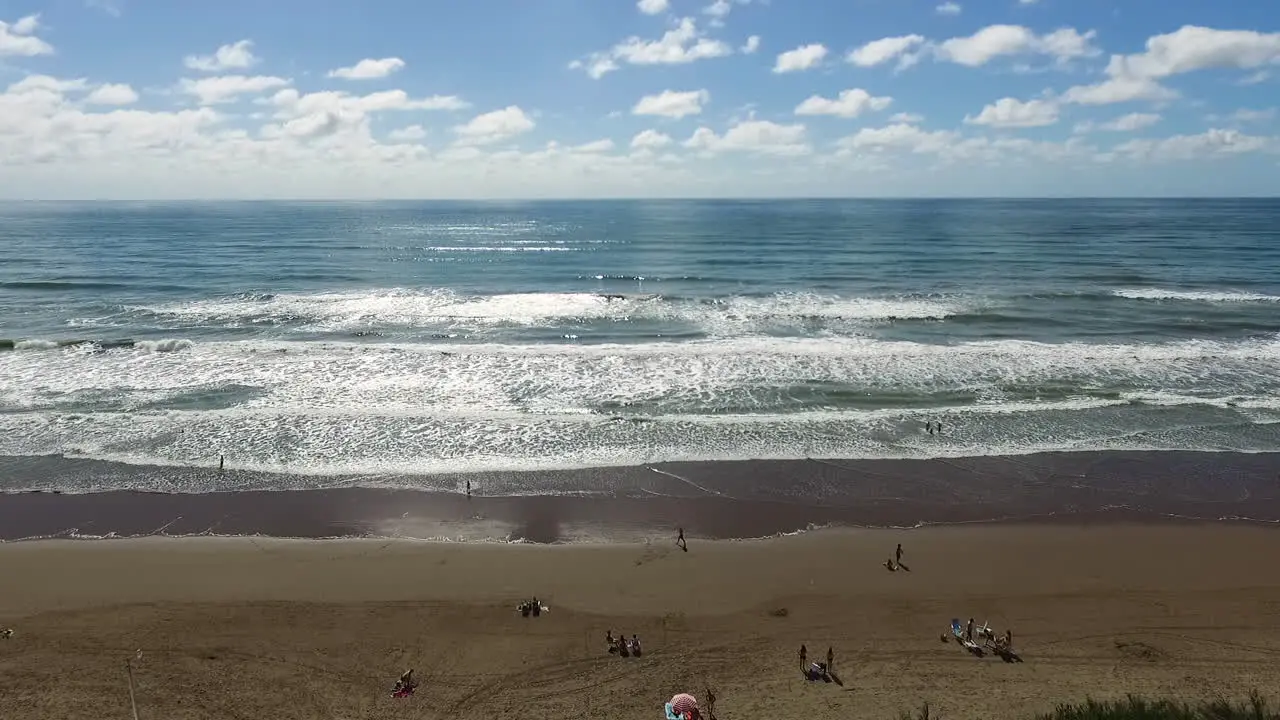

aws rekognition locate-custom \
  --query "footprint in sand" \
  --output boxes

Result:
[635,545,674,566]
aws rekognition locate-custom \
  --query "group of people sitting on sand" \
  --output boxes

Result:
[946,617,1018,660]
[517,597,543,617]
[964,617,1013,649]
[605,630,642,657]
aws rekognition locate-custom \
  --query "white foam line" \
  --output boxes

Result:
[150,516,183,535]
[645,465,723,497]
[1114,288,1280,303]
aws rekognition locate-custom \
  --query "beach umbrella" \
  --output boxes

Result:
[671,693,699,715]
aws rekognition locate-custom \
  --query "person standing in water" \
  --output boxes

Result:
[677,527,687,551]
[218,455,224,472]
[466,479,471,498]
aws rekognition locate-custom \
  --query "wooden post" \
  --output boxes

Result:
[125,658,140,720]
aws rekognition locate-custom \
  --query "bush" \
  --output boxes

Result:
[896,693,1276,720]
[1035,692,1276,720]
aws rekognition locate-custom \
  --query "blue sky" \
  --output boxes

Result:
[0,0,1277,198]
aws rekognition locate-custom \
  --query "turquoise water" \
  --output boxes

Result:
[2,199,1279,490]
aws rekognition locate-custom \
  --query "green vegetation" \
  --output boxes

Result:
[898,693,1278,720]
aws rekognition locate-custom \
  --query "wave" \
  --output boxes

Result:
[0,280,133,291]
[122,288,969,333]
[2,399,1277,487]
[0,338,190,353]
[1113,288,1280,303]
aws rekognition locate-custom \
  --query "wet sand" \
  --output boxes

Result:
[4,450,1280,541]
[2,524,1279,720]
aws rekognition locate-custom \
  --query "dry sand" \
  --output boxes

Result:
[2,524,1279,719]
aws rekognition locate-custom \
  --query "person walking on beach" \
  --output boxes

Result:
[677,527,687,552]
[826,646,834,673]
[895,543,903,565]
[799,643,807,671]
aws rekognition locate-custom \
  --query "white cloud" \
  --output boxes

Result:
[839,124,958,154]
[1107,26,1280,80]
[0,74,222,166]
[936,25,1098,67]
[1239,70,1270,86]
[1227,108,1277,123]
[965,97,1059,128]
[387,125,427,142]
[1060,76,1177,105]
[573,139,615,153]
[773,43,828,73]
[261,88,469,141]
[1,14,53,57]
[846,35,926,69]
[572,56,620,80]
[795,88,893,118]
[1106,112,1161,132]
[571,17,732,78]
[741,35,760,54]
[328,58,406,80]
[85,83,139,106]
[889,112,924,124]
[1075,112,1162,133]
[1114,129,1274,161]
[936,2,962,16]
[85,0,122,17]
[637,0,669,14]
[704,0,732,18]
[8,75,88,94]
[180,75,290,105]
[684,120,809,155]
[837,124,1093,167]
[183,40,258,72]
[453,106,535,146]
[1061,26,1280,107]
[633,89,709,118]
[11,14,39,34]
[631,129,674,150]
[704,0,751,24]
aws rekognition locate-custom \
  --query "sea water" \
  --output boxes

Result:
[2,198,1279,493]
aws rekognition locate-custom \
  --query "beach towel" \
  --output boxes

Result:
[392,686,414,699]
[665,702,683,720]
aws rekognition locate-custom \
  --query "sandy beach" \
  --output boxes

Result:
[2,524,1279,719]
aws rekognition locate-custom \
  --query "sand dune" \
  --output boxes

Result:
[1,525,1279,719]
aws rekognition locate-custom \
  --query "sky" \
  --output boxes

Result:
[0,0,1278,199]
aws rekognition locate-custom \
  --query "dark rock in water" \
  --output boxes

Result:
[600,294,627,301]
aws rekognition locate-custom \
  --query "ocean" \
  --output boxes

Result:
[3,198,1280,499]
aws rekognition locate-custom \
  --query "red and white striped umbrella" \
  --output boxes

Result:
[671,693,699,716]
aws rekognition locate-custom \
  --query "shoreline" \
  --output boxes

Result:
[3,449,1280,542]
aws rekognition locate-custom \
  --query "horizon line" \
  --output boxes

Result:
[2,195,1279,203]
